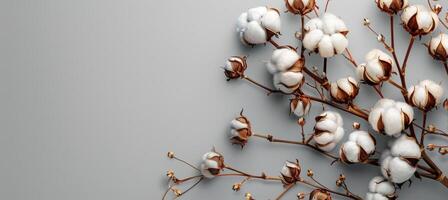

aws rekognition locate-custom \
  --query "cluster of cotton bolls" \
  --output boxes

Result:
[266,47,305,93]
[368,99,414,137]
[312,111,344,152]
[303,13,349,57]
[236,7,281,46]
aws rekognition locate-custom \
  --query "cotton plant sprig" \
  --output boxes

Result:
[164,0,448,199]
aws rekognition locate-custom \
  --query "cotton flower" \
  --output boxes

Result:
[356,49,393,85]
[369,99,414,137]
[375,0,408,14]
[280,160,301,184]
[266,47,305,93]
[200,152,225,178]
[229,113,252,147]
[366,176,396,200]
[428,33,448,61]
[285,0,316,15]
[401,5,438,36]
[330,77,359,103]
[302,13,349,58]
[223,56,247,80]
[237,6,281,46]
[340,131,376,163]
[290,96,311,117]
[381,135,421,183]
[310,189,332,200]
[313,111,345,152]
[408,80,444,111]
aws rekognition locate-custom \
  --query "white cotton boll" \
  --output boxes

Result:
[330,33,348,54]
[247,6,267,22]
[304,18,323,31]
[401,5,438,36]
[408,80,444,110]
[318,35,335,57]
[261,9,281,33]
[243,21,267,44]
[313,111,344,151]
[369,99,413,136]
[303,29,324,50]
[200,152,224,178]
[340,131,375,163]
[302,13,348,58]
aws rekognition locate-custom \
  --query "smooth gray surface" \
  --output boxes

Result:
[0,0,447,199]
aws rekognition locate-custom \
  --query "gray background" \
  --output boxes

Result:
[0,0,447,199]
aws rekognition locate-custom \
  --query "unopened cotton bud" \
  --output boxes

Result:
[408,80,444,111]
[310,189,332,200]
[366,176,396,200]
[167,151,175,159]
[340,131,376,163]
[375,0,408,14]
[224,56,248,79]
[237,7,281,46]
[245,193,254,200]
[303,13,349,58]
[330,77,359,103]
[297,192,306,199]
[353,122,361,129]
[291,96,312,117]
[381,135,421,183]
[428,33,448,61]
[230,113,252,147]
[232,183,241,191]
[401,5,438,36]
[313,111,345,152]
[267,47,305,93]
[427,143,435,151]
[281,160,301,184]
[357,49,393,85]
[285,0,316,15]
[439,147,448,155]
[200,151,225,178]
[307,169,314,177]
[363,18,370,26]
[368,99,414,137]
